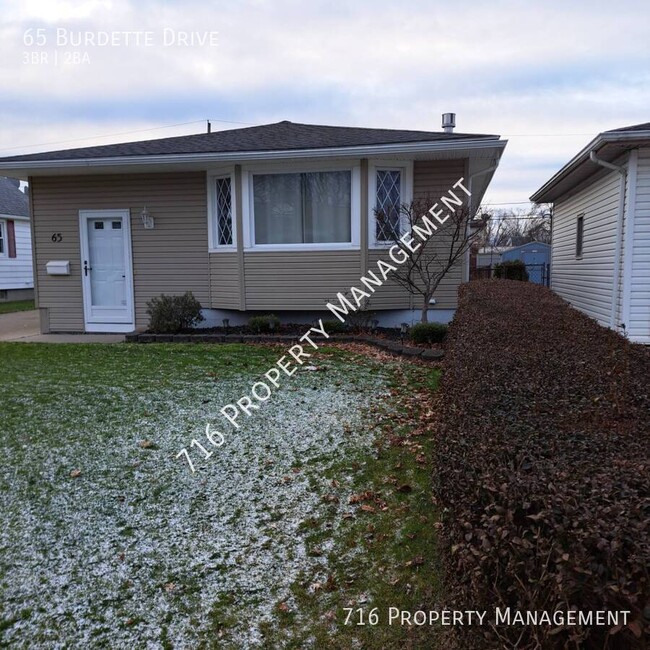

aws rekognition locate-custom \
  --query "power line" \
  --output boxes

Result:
[0,117,253,154]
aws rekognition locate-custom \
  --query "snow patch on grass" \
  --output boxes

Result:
[0,345,391,647]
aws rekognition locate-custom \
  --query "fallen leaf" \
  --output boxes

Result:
[140,439,154,449]
[70,469,81,478]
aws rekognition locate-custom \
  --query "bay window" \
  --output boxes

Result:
[252,170,352,245]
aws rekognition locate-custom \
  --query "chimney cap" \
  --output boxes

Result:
[442,112,456,133]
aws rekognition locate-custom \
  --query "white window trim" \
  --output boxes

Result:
[368,160,413,249]
[207,169,237,252]
[241,161,361,252]
[0,220,6,258]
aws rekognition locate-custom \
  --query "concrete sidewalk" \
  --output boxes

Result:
[0,310,125,343]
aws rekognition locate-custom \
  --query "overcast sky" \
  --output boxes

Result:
[1,0,649,209]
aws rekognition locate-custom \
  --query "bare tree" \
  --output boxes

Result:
[483,204,552,247]
[376,198,488,323]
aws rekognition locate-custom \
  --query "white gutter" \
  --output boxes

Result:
[621,149,638,333]
[531,129,650,203]
[0,138,506,175]
[589,150,627,329]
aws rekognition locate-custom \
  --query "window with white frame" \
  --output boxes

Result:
[369,162,412,246]
[0,220,5,256]
[251,170,352,245]
[208,173,235,249]
[375,169,402,243]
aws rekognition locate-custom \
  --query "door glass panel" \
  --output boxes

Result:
[88,218,126,307]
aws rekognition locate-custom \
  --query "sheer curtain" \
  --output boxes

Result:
[253,171,351,244]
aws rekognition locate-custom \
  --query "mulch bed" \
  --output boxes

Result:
[124,332,444,361]
[434,280,649,649]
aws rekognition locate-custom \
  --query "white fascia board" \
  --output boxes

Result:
[0,213,29,220]
[530,130,650,203]
[0,138,506,177]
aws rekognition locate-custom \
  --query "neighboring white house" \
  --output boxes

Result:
[0,177,33,302]
[531,122,650,344]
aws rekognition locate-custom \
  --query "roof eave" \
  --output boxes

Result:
[530,129,650,203]
[0,138,505,178]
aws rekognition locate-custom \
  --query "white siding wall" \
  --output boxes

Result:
[630,148,650,343]
[551,166,623,328]
[0,218,33,290]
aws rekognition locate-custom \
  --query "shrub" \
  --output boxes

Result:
[494,259,529,281]
[146,291,204,333]
[435,281,649,649]
[321,319,348,334]
[248,313,280,333]
[410,322,448,344]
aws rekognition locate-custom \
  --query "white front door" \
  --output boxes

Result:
[80,210,134,332]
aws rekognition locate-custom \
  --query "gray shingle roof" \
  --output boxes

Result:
[0,120,499,163]
[0,177,29,217]
[607,122,650,133]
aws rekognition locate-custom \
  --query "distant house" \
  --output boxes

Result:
[0,177,33,302]
[476,246,510,268]
[0,119,506,333]
[501,242,550,285]
[531,122,650,343]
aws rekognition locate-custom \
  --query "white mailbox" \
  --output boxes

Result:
[46,260,71,276]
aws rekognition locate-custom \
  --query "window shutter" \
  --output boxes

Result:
[7,220,16,258]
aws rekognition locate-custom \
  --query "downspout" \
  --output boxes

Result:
[589,150,626,329]
[465,162,499,281]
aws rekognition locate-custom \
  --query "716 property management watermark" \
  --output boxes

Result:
[177,177,471,473]
[22,27,218,66]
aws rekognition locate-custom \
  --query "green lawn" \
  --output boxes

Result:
[0,342,441,649]
[0,299,35,314]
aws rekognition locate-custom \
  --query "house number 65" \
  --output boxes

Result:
[51,233,63,242]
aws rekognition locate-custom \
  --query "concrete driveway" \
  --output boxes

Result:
[0,310,124,343]
[0,309,40,341]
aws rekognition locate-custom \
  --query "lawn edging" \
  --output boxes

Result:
[124,332,444,361]
[435,280,649,650]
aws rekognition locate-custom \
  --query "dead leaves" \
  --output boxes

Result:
[69,469,81,478]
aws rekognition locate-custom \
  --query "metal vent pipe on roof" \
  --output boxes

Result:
[442,113,456,133]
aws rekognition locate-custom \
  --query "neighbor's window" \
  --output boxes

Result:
[375,169,402,242]
[0,221,5,256]
[253,170,352,245]
[576,214,584,257]
[214,176,233,246]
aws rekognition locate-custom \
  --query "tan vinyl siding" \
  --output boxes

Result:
[31,173,208,331]
[209,252,240,309]
[243,251,362,310]
[551,167,623,328]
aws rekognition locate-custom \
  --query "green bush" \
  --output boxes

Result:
[248,313,281,333]
[494,259,529,281]
[321,319,348,334]
[146,291,204,333]
[410,322,448,344]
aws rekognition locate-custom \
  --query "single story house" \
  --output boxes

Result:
[531,122,650,344]
[0,118,506,333]
[0,177,33,302]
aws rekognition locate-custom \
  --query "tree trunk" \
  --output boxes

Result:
[421,297,430,323]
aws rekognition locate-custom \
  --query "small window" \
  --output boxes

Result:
[94,221,104,230]
[0,221,5,256]
[112,221,122,230]
[576,214,584,257]
[215,176,233,246]
[375,169,402,242]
